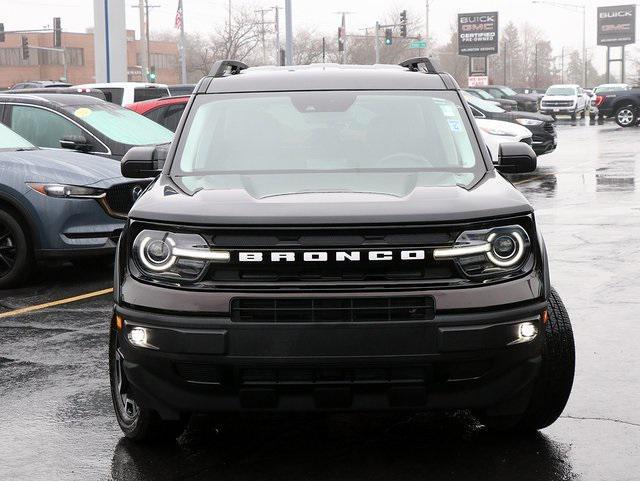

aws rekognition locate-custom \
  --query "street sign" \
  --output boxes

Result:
[597,4,636,46]
[410,40,427,49]
[468,75,489,87]
[458,12,499,56]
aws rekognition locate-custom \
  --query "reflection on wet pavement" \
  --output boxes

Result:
[1,122,639,480]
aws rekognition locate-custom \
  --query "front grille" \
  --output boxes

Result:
[102,182,149,218]
[231,296,435,323]
[541,100,573,107]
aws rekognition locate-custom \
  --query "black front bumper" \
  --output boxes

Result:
[114,298,546,419]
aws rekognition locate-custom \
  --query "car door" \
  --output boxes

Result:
[5,104,109,155]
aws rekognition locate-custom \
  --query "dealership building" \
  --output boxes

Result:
[0,30,179,89]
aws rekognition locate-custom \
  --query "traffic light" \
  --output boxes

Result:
[338,26,345,52]
[384,28,392,46]
[0,24,5,43]
[149,65,156,82]
[21,35,29,60]
[400,10,407,37]
[53,17,62,48]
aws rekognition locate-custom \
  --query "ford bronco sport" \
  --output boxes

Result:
[110,59,575,442]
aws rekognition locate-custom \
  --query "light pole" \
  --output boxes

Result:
[532,0,586,86]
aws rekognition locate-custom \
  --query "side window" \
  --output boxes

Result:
[10,105,85,149]
[99,88,124,105]
[488,88,503,98]
[144,104,185,132]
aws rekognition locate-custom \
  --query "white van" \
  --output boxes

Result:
[74,82,170,106]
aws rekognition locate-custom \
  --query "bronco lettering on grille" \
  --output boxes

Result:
[238,250,427,263]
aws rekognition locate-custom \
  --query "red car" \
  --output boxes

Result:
[126,96,189,132]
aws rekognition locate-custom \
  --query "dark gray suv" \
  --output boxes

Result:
[110,59,575,442]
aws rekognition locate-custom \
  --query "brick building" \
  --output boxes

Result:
[0,30,179,89]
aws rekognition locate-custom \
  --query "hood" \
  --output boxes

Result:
[542,95,576,102]
[512,93,539,103]
[503,110,554,122]
[0,149,124,187]
[130,172,532,225]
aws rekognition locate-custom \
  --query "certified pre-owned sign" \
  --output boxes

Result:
[597,4,636,46]
[458,12,499,56]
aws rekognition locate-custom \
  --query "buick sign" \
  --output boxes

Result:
[597,5,636,46]
[458,11,499,56]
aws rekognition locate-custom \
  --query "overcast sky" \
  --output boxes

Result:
[3,0,637,69]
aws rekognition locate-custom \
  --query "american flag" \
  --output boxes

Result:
[175,0,183,30]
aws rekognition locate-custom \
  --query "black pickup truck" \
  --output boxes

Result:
[594,88,640,127]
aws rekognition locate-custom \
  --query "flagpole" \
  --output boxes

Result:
[179,0,187,83]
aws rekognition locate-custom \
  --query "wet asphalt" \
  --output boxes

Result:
[1,119,639,481]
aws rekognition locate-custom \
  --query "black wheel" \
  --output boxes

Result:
[570,110,577,121]
[614,105,637,127]
[0,209,31,289]
[109,317,187,443]
[480,287,575,432]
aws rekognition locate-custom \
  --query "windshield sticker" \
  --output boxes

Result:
[447,119,463,132]
[74,107,92,118]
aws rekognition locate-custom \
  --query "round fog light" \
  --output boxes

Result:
[129,327,147,345]
[519,322,538,339]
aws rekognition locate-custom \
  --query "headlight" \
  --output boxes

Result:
[515,118,543,126]
[433,225,531,278]
[479,126,514,137]
[27,183,105,199]
[132,229,229,282]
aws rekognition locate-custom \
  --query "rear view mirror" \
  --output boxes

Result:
[121,145,168,178]
[496,142,537,174]
[60,134,92,152]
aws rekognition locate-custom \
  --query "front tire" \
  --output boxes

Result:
[481,288,575,432]
[0,209,32,289]
[615,105,637,127]
[109,316,187,443]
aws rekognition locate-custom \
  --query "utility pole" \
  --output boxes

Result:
[374,21,380,64]
[284,0,293,65]
[503,39,507,85]
[137,0,148,79]
[334,12,353,64]
[534,43,539,88]
[132,0,159,81]
[256,8,272,65]
[273,6,281,65]
[425,0,432,44]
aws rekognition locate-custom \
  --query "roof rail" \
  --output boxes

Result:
[210,59,249,78]
[399,57,439,74]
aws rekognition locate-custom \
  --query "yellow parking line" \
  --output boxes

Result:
[0,288,113,319]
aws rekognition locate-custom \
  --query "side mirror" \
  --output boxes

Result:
[121,145,168,178]
[60,134,92,152]
[496,142,537,174]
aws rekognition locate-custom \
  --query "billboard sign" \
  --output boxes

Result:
[597,5,636,46]
[458,12,499,56]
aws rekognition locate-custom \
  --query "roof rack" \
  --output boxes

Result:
[210,60,249,78]
[399,57,439,74]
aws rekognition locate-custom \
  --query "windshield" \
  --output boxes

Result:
[473,89,494,100]
[172,91,484,192]
[63,102,173,146]
[500,86,518,96]
[464,94,505,113]
[0,123,36,150]
[546,87,576,96]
